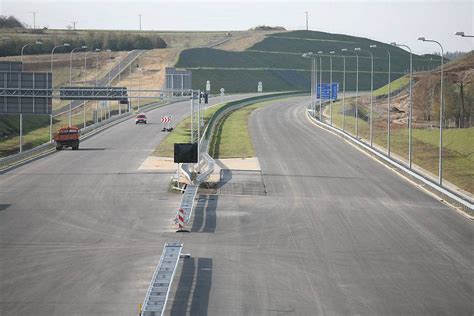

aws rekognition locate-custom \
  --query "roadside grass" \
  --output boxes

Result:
[211,102,263,158]
[210,99,287,159]
[177,30,441,93]
[324,98,474,193]
[373,75,409,97]
[152,102,227,157]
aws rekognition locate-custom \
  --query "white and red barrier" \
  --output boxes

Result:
[161,115,173,131]
[160,116,172,123]
[176,208,185,231]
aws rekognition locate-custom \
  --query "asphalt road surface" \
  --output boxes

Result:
[0,93,256,315]
[1,95,472,315]
[167,96,472,315]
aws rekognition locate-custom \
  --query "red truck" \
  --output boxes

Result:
[53,126,80,150]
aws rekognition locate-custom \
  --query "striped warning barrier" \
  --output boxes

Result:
[176,208,185,231]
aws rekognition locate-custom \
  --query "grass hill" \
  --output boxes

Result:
[176,30,443,93]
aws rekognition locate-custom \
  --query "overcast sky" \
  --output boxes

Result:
[2,0,473,54]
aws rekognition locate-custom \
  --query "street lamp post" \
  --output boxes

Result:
[51,43,71,74]
[95,49,101,87]
[95,49,100,123]
[50,43,70,141]
[354,46,375,144]
[83,49,93,128]
[341,49,348,132]
[106,49,112,119]
[368,45,376,147]
[384,46,392,157]
[68,45,87,126]
[418,37,444,185]
[106,49,112,86]
[329,51,335,126]
[69,46,87,85]
[354,48,361,138]
[391,42,413,165]
[311,54,315,115]
[129,63,133,112]
[317,51,323,121]
[84,50,91,86]
[314,54,318,117]
[138,68,142,112]
[302,52,316,116]
[19,41,42,152]
[21,41,42,71]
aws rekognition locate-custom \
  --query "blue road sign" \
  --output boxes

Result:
[316,83,339,100]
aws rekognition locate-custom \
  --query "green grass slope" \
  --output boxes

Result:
[177,30,442,93]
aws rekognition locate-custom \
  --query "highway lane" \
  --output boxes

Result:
[0,93,257,315]
[249,97,472,315]
[166,96,472,315]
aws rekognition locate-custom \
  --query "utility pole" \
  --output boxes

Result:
[305,11,309,31]
[139,14,142,31]
[32,12,36,29]
[71,21,77,30]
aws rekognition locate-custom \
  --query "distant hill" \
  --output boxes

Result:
[250,26,286,31]
[176,30,443,93]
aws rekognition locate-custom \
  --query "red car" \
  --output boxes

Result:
[135,113,147,124]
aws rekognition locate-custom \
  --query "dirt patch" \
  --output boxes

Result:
[114,48,181,90]
[139,156,176,171]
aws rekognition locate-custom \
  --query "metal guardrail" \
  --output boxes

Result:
[140,242,183,316]
[0,142,54,169]
[179,184,199,223]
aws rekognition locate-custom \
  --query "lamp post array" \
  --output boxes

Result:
[300,34,460,188]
